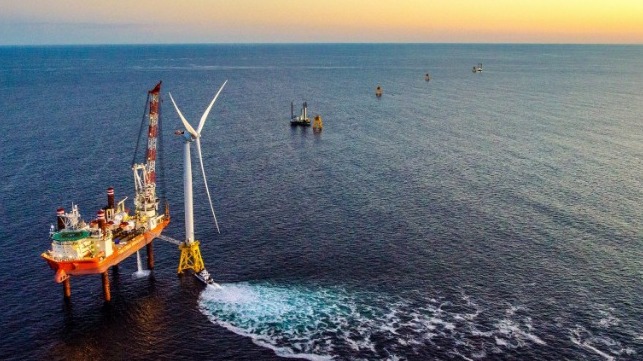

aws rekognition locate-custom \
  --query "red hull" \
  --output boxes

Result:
[42,217,170,282]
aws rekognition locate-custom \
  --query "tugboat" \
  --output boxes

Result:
[194,268,221,288]
[290,101,311,126]
[375,85,383,97]
[472,63,483,73]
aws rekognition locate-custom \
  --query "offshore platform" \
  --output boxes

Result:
[41,81,225,301]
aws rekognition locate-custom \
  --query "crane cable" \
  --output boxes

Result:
[132,93,151,167]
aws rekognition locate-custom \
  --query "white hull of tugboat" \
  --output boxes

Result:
[194,269,222,289]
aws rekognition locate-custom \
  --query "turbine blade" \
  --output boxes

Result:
[197,80,228,135]
[169,92,198,137]
[196,137,220,234]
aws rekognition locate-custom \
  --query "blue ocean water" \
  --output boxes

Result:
[0,44,642,360]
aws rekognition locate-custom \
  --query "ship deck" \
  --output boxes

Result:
[42,217,170,281]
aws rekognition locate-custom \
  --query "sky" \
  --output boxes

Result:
[1,0,642,45]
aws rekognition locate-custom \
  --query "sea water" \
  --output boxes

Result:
[0,44,641,360]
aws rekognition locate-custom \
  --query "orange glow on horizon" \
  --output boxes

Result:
[2,0,642,44]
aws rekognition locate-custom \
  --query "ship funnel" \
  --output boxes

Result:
[56,208,65,231]
[97,209,106,231]
[107,187,115,209]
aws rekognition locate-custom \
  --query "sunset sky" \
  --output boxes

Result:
[1,0,642,45]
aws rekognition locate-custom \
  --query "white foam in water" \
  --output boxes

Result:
[595,308,620,329]
[208,283,223,290]
[565,305,636,361]
[198,283,548,360]
[570,327,616,361]
[569,323,639,361]
[131,250,151,279]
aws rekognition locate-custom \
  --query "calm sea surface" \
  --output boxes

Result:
[0,44,641,360]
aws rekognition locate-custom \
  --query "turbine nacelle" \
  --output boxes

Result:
[169,80,227,139]
[174,129,194,142]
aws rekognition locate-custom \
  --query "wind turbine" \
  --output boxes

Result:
[168,80,227,286]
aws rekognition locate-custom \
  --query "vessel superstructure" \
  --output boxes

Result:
[41,81,170,301]
[473,63,483,73]
[290,101,311,126]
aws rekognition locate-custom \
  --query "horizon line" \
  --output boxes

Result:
[1,41,642,48]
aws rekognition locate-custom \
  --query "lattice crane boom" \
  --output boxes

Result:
[133,81,162,218]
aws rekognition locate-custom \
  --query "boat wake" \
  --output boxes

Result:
[198,282,547,360]
[568,306,637,361]
[208,283,223,290]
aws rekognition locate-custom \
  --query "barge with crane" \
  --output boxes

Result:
[41,81,170,301]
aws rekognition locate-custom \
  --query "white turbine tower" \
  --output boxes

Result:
[168,80,227,286]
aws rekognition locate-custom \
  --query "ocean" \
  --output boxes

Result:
[0,44,641,360]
